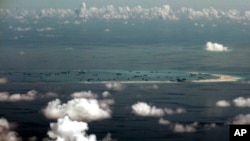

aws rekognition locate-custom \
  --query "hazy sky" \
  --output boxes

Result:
[1,0,250,10]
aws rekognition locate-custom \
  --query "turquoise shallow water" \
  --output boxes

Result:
[0,70,218,83]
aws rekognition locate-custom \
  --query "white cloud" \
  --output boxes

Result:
[216,100,231,107]
[0,90,37,102]
[205,42,229,52]
[105,82,125,91]
[71,91,98,99]
[63,20,70,24]
[131,102,186,117]
[131,102,165,117]
[231,114,250,124]
[0,78,7,84]
[36,27,54,32]
[74,20,81,24]
[164,108,186,115]
[180,7,220,20]
[39,8,74,18]
[1,3,250,23]
[102,91,111,98]
[233,97,250,107]
[0,90,57,102]
[173,122,198,133]
[158,119,217,133]
[0,117,21,141]
[14,27,31,31]
[158,118,170,125]
[204,123,217,129]
[101,133,116,141]
[75,2,177,20]
[104,28,110,32]
[47,116,97,141]
[42,98,112,122]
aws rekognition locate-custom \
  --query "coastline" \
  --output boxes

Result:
[191,73,241,83]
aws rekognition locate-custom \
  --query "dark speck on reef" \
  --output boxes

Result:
[79,71,85,74]
[87,78,93,81]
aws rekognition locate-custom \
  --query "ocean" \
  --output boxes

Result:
[1,8,250,141]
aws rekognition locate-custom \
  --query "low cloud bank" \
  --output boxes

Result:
[131,102,186,117]
[0,90,58,102]
[205,42,229,52]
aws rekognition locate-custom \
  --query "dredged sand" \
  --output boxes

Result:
[191,73,241,83]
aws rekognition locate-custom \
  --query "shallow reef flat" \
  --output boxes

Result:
[0,70,241,84]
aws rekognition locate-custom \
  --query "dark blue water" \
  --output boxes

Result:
[1,13,250,140]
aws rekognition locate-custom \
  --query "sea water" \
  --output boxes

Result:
[1,19,250,141]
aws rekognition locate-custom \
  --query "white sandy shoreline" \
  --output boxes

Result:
[191,73,241,83]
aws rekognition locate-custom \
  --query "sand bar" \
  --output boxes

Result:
[191,73,241,83]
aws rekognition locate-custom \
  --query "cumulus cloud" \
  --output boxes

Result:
[205,42,229,52]
[71,91,98,99]
[105,82,125,91]
[75,2,178,20]
[231,114,250,124]
[102,91,111,98]
[0,90,37,102]
[216,100,231,107]
[180,7,221,20]
[158,118,171,125]
[0,90,57,102]
[173,122,198,133]
[42,98,112,122]
[158,119,217,133]
[0,117,21,141]
[0,78,7,84]
[164,108,186,115]
[216,97,250,108]
[131,102,186,117]
[233,97,250,107]
[39,8,74,18]
[47,116,97,141]
[131,102,164,117]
